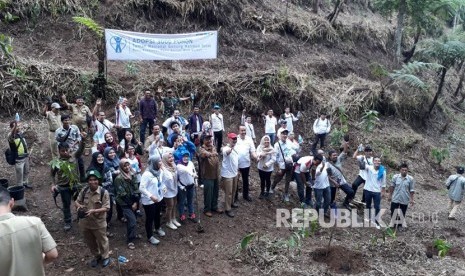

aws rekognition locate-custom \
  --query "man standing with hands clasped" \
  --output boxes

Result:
[221,133,239,218]
[388,163,415,230]
[236,125,257,202]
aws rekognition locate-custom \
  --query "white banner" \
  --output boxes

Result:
[105,29,218,61]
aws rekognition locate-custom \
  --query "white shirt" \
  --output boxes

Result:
[297,156,313,173]
[210,113,224,132]
[236,136,256,168]
[314,162,330,189]
[245,122,256,139]
[282,113,298,133]
[127,156,141,183]
[221,145,239,178]
[176,162,196,187]
[256,145,276,172]
[264,116,277,134]
[139,171,165,205]
[162,116,188,135]
[363,165,386,193]
[276,127,287,137]
[93,119,114,144]
[161,169,177,198]
[356,155,374,180]
[313,118,331,134]
[115,105,132,128]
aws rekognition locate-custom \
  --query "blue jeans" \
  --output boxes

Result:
[266,133,276,145]
[364,190,381,222]
[177,185,195,216]
[122,207,137,243]
[139,118,154,145]
[294,172,312,205]
[314,186,331,214]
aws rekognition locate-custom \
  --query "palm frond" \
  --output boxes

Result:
[72,16,103,38]
[389,72,429,91]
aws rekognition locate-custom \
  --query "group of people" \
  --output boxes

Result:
[2,87,464,272]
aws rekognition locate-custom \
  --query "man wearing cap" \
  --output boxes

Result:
[0,186,58,276]
[271,129,297,202]
[312,113,331,153]
[221,133,239,217]
[75,170,111,268]
[388,163,415,229]
[61,94,93,155]
[198,134,222,217]
[139,90,158,145]
[43,102,62,158]
[210,105,224,154]
[352,144,374,203]
[276,119,288,138]
[262,110,277,145]
[160,88,190,119]
[445,166,465,220]
[236,125,257,202]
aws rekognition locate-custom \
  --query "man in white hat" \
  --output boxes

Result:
[42,102,62,158]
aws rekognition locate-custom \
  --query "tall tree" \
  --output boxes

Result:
[394,0,407,62]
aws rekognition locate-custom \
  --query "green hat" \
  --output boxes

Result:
[86,170,102,182]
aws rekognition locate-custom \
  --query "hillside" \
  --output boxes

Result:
[1,0,465,275]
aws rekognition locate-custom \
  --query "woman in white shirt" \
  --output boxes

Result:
[256,135,276,199]
[161,152,180,230]
[139,155,167,245]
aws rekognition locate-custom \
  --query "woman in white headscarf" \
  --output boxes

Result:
[256,135,276,199]
[161,152,180,230]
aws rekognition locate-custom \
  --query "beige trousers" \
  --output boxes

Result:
[221,175,238,211]
[448,200,461,218]
[80,226,110,259]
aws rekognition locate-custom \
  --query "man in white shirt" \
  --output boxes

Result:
[271,130,296,202]
[313,155,331,217]
[92,99,115,146]
[244,116,256,144]
[221,133,239,218]
[115,97,134,142]
[280,107,299,133]
[210,105,224,154]
[162,110,188,136]
[294,155,323,207]
[235,125,257,202]
[352,145,374,203]
[263,110,277,144]
[276,119,288,138]
[359,156,386,228]
[312,113,331,153]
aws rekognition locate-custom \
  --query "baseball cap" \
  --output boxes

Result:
[213,104,221,109]
[227,133,237,139]
[86,170,102,181]
[51,102,61,109]
[280,119,287,124]
[281,129,289,135]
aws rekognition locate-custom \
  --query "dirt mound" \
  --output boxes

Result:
[312,246,369,274]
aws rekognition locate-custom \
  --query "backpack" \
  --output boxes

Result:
[5,140,21,166]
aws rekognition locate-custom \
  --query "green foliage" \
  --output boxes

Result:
[369,62,389,79]
[0,33,13,58]
[49,158,79,189]
[310,219,319,236]
[329,128,344,148]
[417,37,465,69]
[72,16,103,38]
[125,62,139,76]
[434,239,451,257]
[389,61,443,91]
[361,110,380,132]
[277,64,290,85]
[336,106,349,133]
[240,232,256,250]
[430,148,449,164]
[7,67,26,79]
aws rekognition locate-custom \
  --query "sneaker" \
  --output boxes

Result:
[166,222,177,230]
[290,181,297,187]
[102,257,112,268]
[283,194,290,203]
[269,189,274,194]
[172,219,181,227]
[225,210,235,218]
[343,202,352,211]
[231,202,239,208]
[189,213,198,223]
[89,257,101,268]
[156,228,166,237]
[180,214,186,221]
[259,192,265,199]
[64,223,72,231]
[148,236,160,245]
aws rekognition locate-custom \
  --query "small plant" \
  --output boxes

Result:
[329,128,344,148]
[369,62,388,79]
[49,158,79,189]
[7,67,26,79]
[434,239,451,258]
[430,148,449,164]
[0,33,13,58]
[337,106,349,133]
[361,110,380,132]
[125,62,139,76]
[240,232,257,250]
[72,16,103,38]
[310,219,319,236]
[277,64,290,84]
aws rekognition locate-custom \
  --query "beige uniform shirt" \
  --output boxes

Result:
[77,186,110,229]
[0,213,57,276]
[46,111,61,131]
[70,103,92,126]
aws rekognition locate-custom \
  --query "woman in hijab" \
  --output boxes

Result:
[256,135,276,199]
[86,152,104,175]
[140,155,167,245]
[161,152,180,230]
[96,132,120,154]
[103,147,123,224]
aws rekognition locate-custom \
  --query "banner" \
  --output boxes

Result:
[105,29,218,61]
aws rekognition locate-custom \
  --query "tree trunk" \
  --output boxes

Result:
[93,37,107,99]
[403,26,421,63]
[454,64,465,97]
[312,0,320,14]
[394,0,407,63]
[327,0,346,25]
[428,67,448,114]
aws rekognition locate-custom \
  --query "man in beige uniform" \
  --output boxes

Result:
[76,170,112,268]
[61,94,93,155]
[0,186,58,276]
[43,102,62,158]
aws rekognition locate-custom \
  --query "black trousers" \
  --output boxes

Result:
[213,131,223,155]
[312,133,326,151]
[143,202,162,239]
[351,175,366,202]
[331,184,355,205]
[239,167,250,199]
[390,202,408,228]
[258,169,272,193]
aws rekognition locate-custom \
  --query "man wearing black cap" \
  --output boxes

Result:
[160,88,190,119]
[276,119,288,138]
[351,144,374,203]
[445,166,465,220]
[75,170,111,268]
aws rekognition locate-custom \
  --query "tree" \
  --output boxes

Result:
[312,0,320,14]
[72,16,106,99]
[416,37,465,114]
[394,0,407,62]
[327,0,346,25]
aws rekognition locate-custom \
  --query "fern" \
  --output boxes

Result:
[389,61,442,91]
[72,16,103,38]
